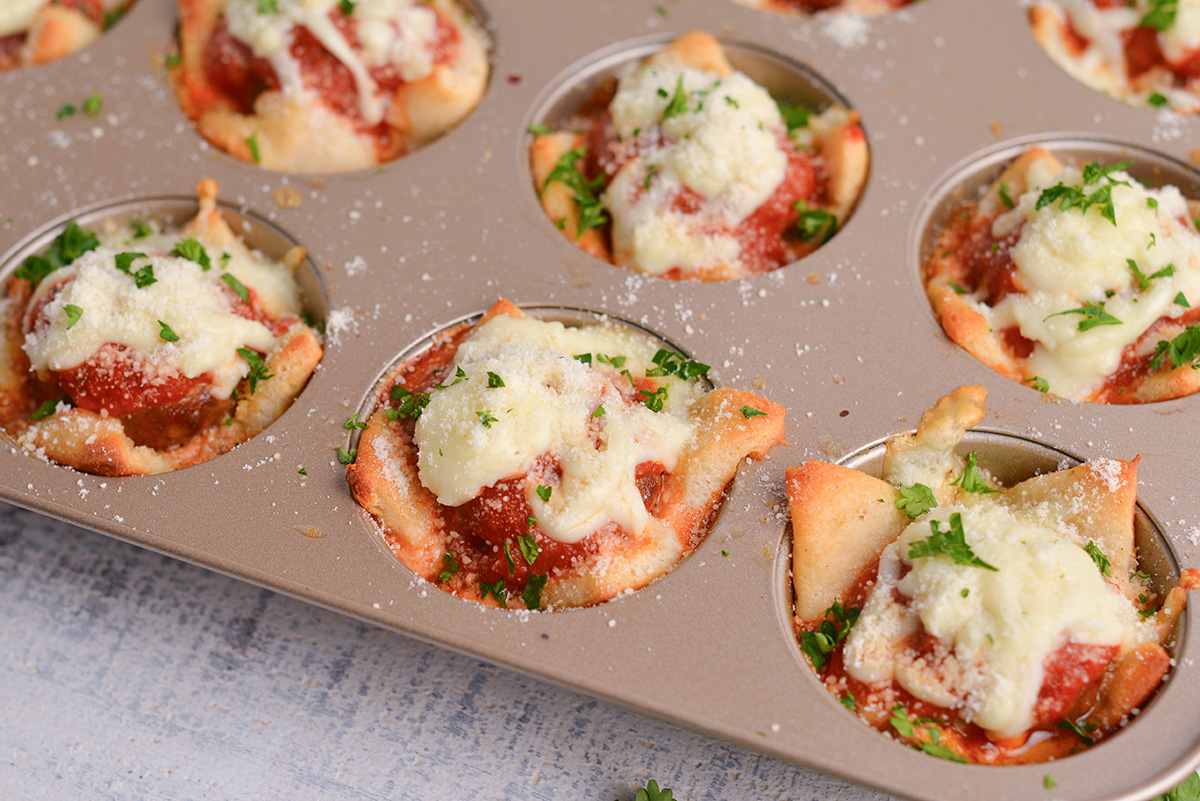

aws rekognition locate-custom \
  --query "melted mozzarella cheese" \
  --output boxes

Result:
[844,504,1149,739]
[984,162,1200,399]
[0,0,45,38]
[414,314,699,544]
[1159,0,1200,63]
[604,62,787,275]
[24,246,281,399]
[223,0,442,124]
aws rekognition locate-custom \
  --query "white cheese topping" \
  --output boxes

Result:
[604,61,788,276]
[844,504,1150,739]
[0,0,46,38]
[223,0,442,124]
[983,161,1200,399]
[413,314,699,544]
[22,235,297,399]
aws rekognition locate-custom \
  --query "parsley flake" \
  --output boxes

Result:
[799,601,859,671]
[257,0,278,12]
[592,405,605,417]
[1152,324,1200,371]
[661,75,689,120]
[476,410,498,428]
[895,483,937,519]
[952,452,999,495]
[639,386,668,412]
[908,512,998,571]
[1140,0,1178,31]
[1085,540,1112,577]
[504,540,516,577]
[1044,301,1123,331]
[83,92,102,115]
[480,580,507,607]
[343,413,368,431]
[1044,775,1058,789]
[15,222,99,285]
[646,348,710,379]
[777,102,811,131]
[236,347,274,394]
[245,131,262,164]
[336,446,357,465]
[542,146,608,240]
[157,320,179,342]
[171,238,211,270]
[997,181,1015,209]
[839,691,856,710]
[389,385,431,420]
[486,371,505,388]
[56,104,76,120]
[536,484,552,503]
[1036,160,1131,225]
[522,574,547,611]
[1148,92,1170,108]
[438,551,458,583]
[338,0,356,14]
[1057,718,1096,745]
[221,273,250,303]
[63,304,83,329]
[518,532,540,565]
[31,398,63,420]
[526,122,553,136]
[740,405,767,418]
[794,199,838,244]
[1174,292,1191,308]
[1023,375,1050,393]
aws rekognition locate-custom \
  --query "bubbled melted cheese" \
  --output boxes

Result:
[984,160,1200,399]
[604,62,787,276]
[413,315,698,544]
[23,236,296,399]
[223,0,442,125]
[844,504,1150,739]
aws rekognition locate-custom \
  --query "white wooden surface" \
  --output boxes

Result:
[0,501,889,801]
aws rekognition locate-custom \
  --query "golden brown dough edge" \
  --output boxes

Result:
[348,300,786,609]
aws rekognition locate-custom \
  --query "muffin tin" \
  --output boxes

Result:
[2,2,1199,800]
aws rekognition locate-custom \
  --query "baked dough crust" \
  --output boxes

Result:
[173,0,489,173]
[0,180,323,476]
[529,31,868,281]
[0,2,130,72]
[925,147,1200,403]
[786,385,1199,763]
[347,299,786,609]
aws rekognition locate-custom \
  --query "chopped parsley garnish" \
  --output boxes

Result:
[1044,775,1058,789]
[777,102,811,131]
[596,353,626,368]
[997,181,1015,209]
[236,347,274,394]
[83,92,103,116]
[257,0,278,12]
[438,551,458,583]
[343,413,368,431]
[476,410,498,428]
[908,512,998,571]
[171,238,211,270]
[164,52,181,68]
[1127,258,1174,290]
[221,273,250,302]
[1035,160,1131,225]
[541,146,608,240]
[338,0,356,14]
[1085,540,1112,577]
[949,282,967,295]
[522,574,548,611]
[739,405,767,418]
[389,385,431,420]
[724,95,739,109]
[504,540,515,577]
[15,221,99,285]
[30,398,63,421]
[536,484,552,503]
[895,483,937,519]
[63,304,83,329]
[1056,718,1096,745]
[793,200,838,244]
[1175,292,1190,308]
[1140,0,1178,31]
[643,163,660,191]
[888,705,968,762]
[56,104,76,120]
[1148,92,1170,108]
[951,452,999,495]
[1152,324,1200,371]
[435,365,469,390]
[591,405,605,417]
[157,320,179,342]
[336,446,357,465]
[132,220,152,238]
[1043,301,1122,331]
[479,580,507,607]
[661,75,689,120]
[573,353,592,365]
[518,532,540,565]
[1023,375,1050,393]
[646,348,710,379]
[839,691,856,710]
[799,601,859,671]
[639,386,668,412]
[889,704,916,738]
[526,122,553,136]
[486,371,505,388]
[245,131,262,164]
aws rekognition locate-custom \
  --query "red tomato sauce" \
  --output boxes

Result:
[22,273,279,450]
[798,563,1131,764]
[1072,1,1200,86]
[384,320,668,602]
[201,6,460,141]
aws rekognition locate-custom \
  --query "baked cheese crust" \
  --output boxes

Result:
[347,299,786,610]
[530,31,868,281]
[0,0,132,72]
[787,386,1199,763]
[172,0,489,173]
[0,179,323,476]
